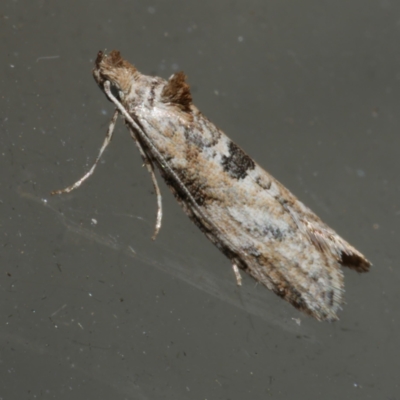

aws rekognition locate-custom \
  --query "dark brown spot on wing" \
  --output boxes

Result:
[221,141,255,180]
[340,251,370,272]
[255,175,272,190]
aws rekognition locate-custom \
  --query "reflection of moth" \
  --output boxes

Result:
[52,50,371,321]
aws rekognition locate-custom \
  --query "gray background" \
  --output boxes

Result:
[0,1,398,399]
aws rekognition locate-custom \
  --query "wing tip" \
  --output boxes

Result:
[339,250,371,272]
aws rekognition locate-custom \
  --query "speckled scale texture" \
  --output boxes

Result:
[93,50,371,321]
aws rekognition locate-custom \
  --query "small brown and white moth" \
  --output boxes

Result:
[52,50,371,321]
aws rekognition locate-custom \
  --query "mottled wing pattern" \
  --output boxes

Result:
[138,106,367,321]
[93,51,371,321]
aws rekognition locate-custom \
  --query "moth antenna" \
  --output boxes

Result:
[102,81,163,239]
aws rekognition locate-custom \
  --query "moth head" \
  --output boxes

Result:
[93,50,138,102]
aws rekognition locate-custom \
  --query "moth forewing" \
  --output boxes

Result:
[52,50,371,321]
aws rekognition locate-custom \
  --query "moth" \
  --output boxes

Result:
[52,50,371,321]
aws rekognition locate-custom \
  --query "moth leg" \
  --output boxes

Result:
[127,128,162,240]
[232,263,243,286]
[51,109,119,195]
